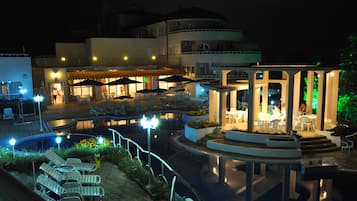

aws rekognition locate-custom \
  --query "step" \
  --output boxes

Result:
[300,135,327,141]
[302,146,340,154]
[300,138,331,145]
[301,143,336,149]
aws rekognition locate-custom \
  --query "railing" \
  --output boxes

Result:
[182,50,261,55]
[169,28,241,34]
[0,53,29,57]
[109,128,202,201]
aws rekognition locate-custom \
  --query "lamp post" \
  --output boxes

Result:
[9,137,16,159]
[55,136,62,151]
[140,115,159,186]
[33,95,44,132]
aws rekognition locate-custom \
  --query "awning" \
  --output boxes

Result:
[68,67,184,80]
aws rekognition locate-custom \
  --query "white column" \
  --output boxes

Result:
[209,90,218,123]
[293,72,301,121]
[262,84,268,113]
[230,90,237,110]
[329,71,340,126]
[306,71,314,114]
[219,91,227,126]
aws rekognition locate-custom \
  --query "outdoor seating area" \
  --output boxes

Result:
[35,150,104,201]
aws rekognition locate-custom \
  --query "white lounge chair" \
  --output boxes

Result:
[44,149,97,173]
[36,174,104,198]
[40,162,101,185]
[2,107,14,120]
[34,189,84,201]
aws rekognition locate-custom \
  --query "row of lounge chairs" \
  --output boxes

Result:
[34,149,104,201]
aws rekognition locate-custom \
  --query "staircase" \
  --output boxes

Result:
[300,135,339,154]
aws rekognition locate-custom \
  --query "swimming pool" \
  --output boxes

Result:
[15,133,96,152]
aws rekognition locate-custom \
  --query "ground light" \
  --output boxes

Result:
[33,95,44,132]
[9,137,16,159]
[140,115,159,186]
[97,136,105,144]
[55,136,62,150]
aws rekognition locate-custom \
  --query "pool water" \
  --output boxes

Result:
[15,133,95,152]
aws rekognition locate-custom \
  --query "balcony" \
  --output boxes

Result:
[181,50,261,66]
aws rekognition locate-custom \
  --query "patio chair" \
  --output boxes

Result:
[44,149,97,173]
[34,189,84,201]
[341,139,354,152]
[2,107,14,120]
[36,174,104,198]
[39,162,101,185]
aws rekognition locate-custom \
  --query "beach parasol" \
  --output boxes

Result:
[70,79,105,86]
[159,75,193,83]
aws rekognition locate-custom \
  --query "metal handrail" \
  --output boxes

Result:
[109,128,202,201]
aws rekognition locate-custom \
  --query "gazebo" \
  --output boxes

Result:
[204,64,341,134]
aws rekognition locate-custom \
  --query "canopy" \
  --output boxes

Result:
[107,77,141,85]
[159,75,193,83]
[71,79,105,86]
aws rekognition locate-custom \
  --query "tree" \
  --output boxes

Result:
[338,34,357,123]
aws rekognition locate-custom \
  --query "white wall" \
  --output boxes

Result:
[0,57,33,99]
[87,38,160,66]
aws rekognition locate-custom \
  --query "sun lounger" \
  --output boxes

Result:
[35,188,84,201]
[44,149,97,173]
[40,162,101,185]
[36,174,104,198]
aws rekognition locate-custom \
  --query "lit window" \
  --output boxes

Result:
[92,56,98,61]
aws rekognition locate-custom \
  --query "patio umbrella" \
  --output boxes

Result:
[70,79,105,86]
[136,89,152,94]
[151,88,168,94]
[107,77,141,96]
[159,75,193,83]
[107,77,141,85]
[113,95,133,100]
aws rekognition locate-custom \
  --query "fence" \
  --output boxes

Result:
[109,128,202,201]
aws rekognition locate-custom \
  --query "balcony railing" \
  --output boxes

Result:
[109,128,202,201]
[0,53,29,57]
[169,28,241,34]
[182,50,261,55]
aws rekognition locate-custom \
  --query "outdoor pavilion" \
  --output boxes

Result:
[204,64,341,134]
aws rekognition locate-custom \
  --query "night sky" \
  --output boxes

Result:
[0,0,356,65]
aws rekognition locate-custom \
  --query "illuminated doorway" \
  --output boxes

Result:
[51,82,64,104]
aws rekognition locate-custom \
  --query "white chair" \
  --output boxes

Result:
[44,149,97,173]
[3,107,14,120]
[39,162,101,185]
[36,174,104,198]
[300,116,314,131]
[341,139,354,152]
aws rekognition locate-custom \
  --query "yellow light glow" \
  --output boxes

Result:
[60,57,66,62]
[123,56,128,61]
[92,56,98,61]
[212,167,217,175]
[52,72,60,79]
[151,55,156,60]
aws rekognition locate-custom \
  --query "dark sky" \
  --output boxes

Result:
[0,0,356,65]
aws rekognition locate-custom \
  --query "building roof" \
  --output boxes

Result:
[67,67,183,80]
